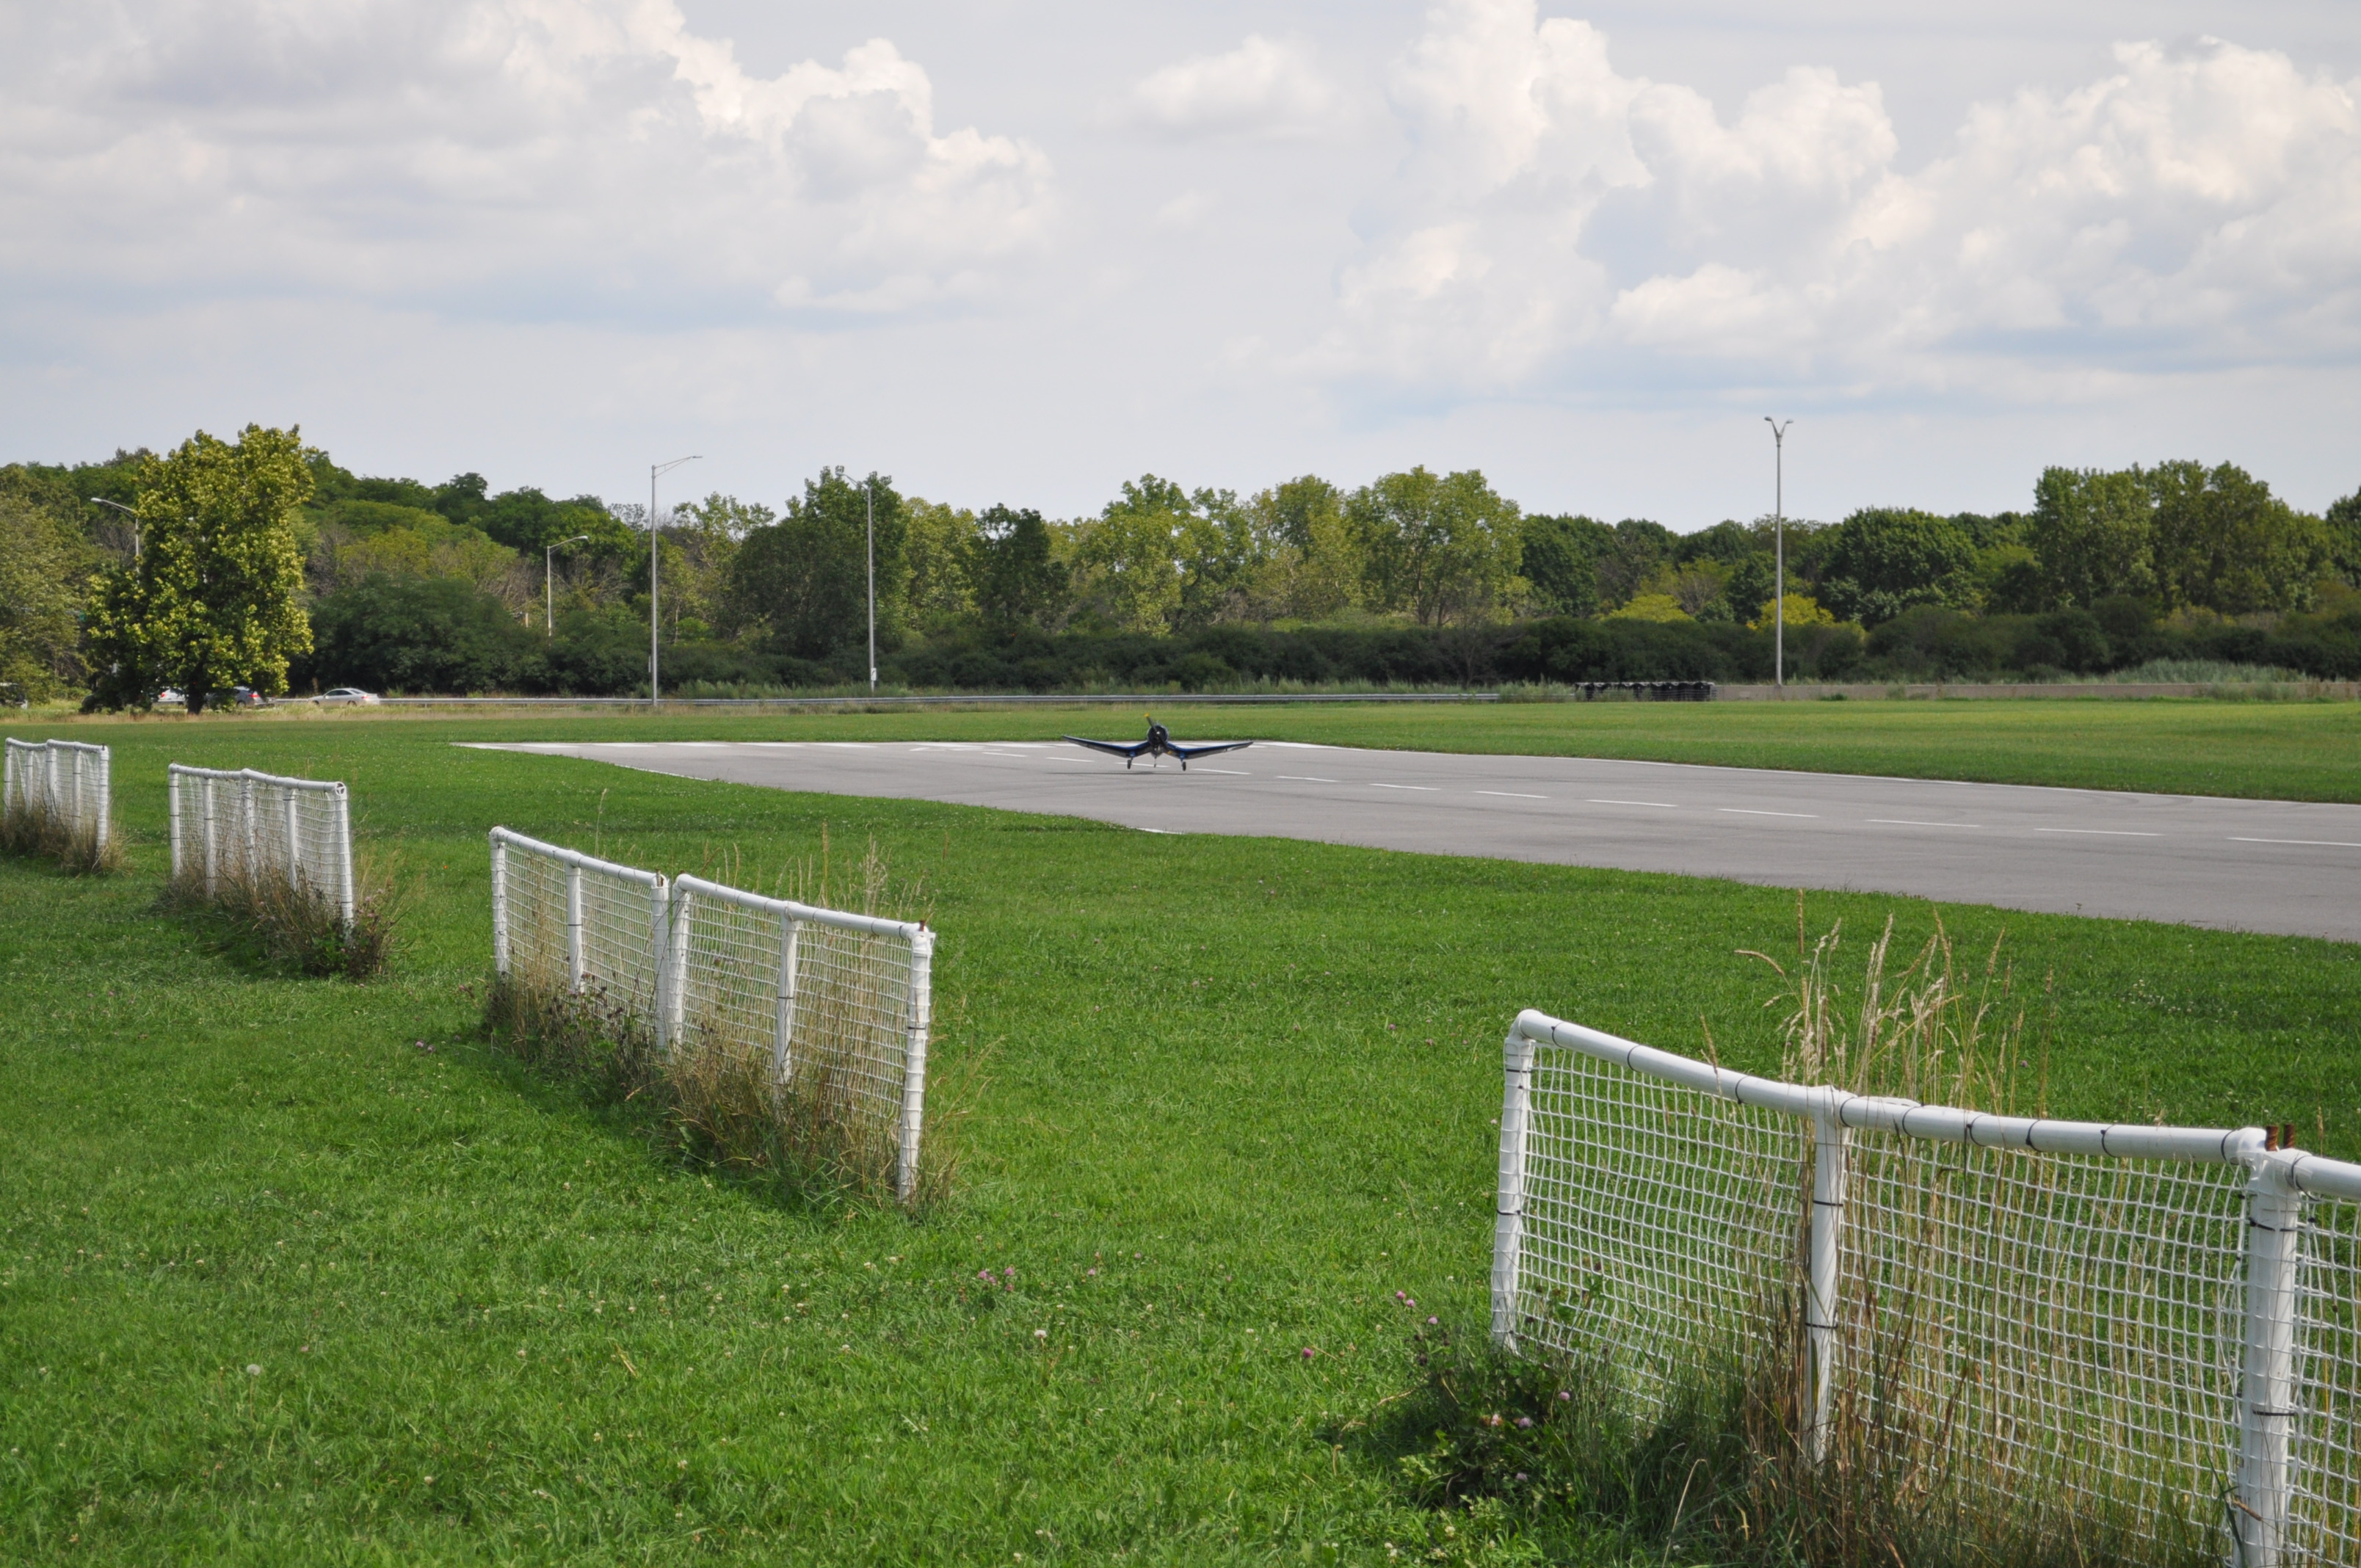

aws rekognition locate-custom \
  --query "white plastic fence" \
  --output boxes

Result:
[1493,1009,2361,1568]
[167,764,355,925]
[489,829,936,1201]
[4,738,111,852]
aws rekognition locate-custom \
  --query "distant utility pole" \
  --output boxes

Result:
[545,534,590,634]
[648,454,700,708]
[1764,418,1791,691]
[866,482,877,694]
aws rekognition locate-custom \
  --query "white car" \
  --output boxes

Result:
[318,687,380,705]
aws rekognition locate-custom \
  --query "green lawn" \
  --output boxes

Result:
[38,690,2360,802]
[5,716,2359,1564]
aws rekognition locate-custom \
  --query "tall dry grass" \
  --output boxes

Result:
[1,796,124,875]
[1394,912,2221,1567]
[164,853,399,979]
[485,831,967,1210]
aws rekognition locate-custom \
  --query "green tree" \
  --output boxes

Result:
[84,425,315,713]
[904,499,980,623]
[971,505,1068,628]
[2146,461,2329,614]
[1070,476,1192,634]
[1521,514,1613,618]
[1346,468,1523,625]
[2028,467,2155,609]
[1593,519,1675,610]
[1244,476,1360,622]
[722,469,906,660]
[1816,507,1975,625]
[2327,486,2361,587]
[0,494,98,704]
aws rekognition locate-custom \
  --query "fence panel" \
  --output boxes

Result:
[487,827,667,1017]
[4,738,112,853]
[669,875,934,1202]
[485,834,935,1202]
[1495,1007,2361,1567]
[168,765,352,923]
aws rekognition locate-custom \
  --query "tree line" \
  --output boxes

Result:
[4,424,2360,706]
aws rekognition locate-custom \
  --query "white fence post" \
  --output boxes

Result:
[894,929,935,1204]
[1491,1025,1538,1350]
[332,784,354,926]
[1805,1092,1850,1466]
[490,830,510,979]
[282,788,301,892]
[239,774,257,882]
[2236,1147,2304,1567]
[647,878,670,1034]
[200,775,218,896]
[662,887,692,1053]
[564,863,586,994]
[773,918,800,1085]
[90,745,108,855]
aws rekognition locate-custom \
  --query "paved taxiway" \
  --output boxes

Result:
[470,740,2361,942]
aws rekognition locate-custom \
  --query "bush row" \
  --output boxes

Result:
[292,576,2361,696]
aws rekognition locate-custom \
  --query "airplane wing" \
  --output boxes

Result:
[1063,735,1151,759]
[1169,739,1255,761]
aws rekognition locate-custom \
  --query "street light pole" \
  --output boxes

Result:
[546,534,590,634]
[88,497,142,560]
[1763,418,1791,691]
[648,455,700,708]
[866,481,877,694]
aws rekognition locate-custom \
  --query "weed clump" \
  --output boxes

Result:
[1,795,123,875]
[164,854,398,979]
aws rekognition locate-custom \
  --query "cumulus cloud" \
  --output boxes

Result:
[0,0,1055,317]
[1128,35,1343,139]
[1325,0,2361,396]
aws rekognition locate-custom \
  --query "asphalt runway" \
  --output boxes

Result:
[471,739,2361,943]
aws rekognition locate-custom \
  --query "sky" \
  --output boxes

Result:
[3,0,2358,529]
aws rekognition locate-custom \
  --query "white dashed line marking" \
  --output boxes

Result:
[1869,819,1983,829]
[2036,827,2161,837]
[1278,775,1338,783]
[1588,799,1678,809]
[1719,808,1818,819]
[1477,791,1548,799]
[2231,837,2361,849]
[1371,783,1440,792]
[1190,768,1251,775]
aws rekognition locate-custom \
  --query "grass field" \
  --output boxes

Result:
[29,692,2361,802]
[5,715,2360,1564]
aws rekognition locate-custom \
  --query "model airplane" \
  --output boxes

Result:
[1063,716,1254,770]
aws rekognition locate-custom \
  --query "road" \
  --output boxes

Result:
[471,739,2361,943]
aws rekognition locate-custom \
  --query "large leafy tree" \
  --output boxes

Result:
[84,425,314,713]
[1070,476,1192,634]
[1816,507,1975,625]
[722,468,906,660]
[2146,461,2329,614]
[971,505,1068,628]
[1520,514,1614,617]
[1347,467,1522,625]
[2027,467,2155,609]
[0,493,98,704]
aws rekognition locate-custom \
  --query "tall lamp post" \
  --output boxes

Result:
[545,534,590,634]
[865,480,877,694]
[1763,418,1791,692]
[88,496,143,559]
[648,455,700,708]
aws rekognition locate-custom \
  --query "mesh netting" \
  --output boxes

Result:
[168,764,349,918]
[1838,1136,2246,1545]
[494,833,666,1015]
[670,879,925,1181]
[5,738,110,849]
[1517,1042,1804,1401]
[1504,1018,2361,1566]
[2292,1197,2361,1560]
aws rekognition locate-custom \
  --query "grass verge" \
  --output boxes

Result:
[3,716,2357,1564]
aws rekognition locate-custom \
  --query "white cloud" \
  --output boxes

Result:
[1128,35,1343,139]
[0,1,1055,316]
[1325,0,2361,396]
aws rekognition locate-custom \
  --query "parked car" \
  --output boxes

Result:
[217,686,269,708]
[317,687,380,705]
[156,688,186,707]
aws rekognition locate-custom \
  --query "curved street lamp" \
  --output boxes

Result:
[545,534,590,634]
[87,496,144,559]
